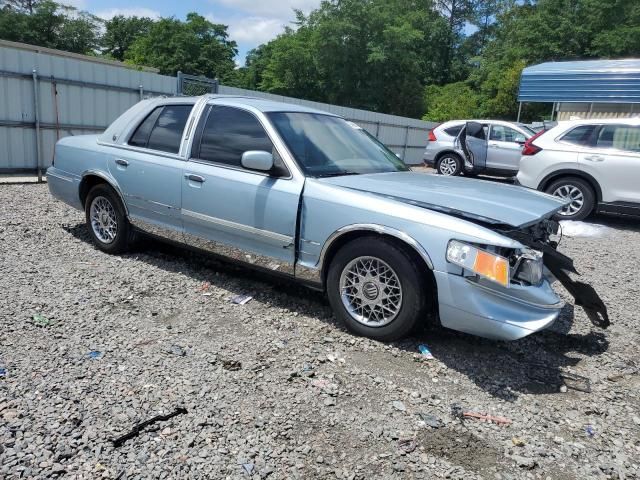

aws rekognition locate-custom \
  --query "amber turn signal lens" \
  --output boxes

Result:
[473,250,509,287]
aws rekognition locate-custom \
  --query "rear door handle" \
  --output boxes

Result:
[185,173,205,183]
[115,158,129,167]
[584,155,605,162]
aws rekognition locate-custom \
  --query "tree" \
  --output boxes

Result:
[125,13,237,80]
[423,82,480,121]
[0,0,100,54]
[102,15,154,61]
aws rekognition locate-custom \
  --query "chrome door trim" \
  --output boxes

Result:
[183,231,295,276]
[181,208,294,245]
[47,170,73,182]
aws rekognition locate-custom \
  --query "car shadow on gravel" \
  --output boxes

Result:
[64,222,609,401]
[395,303,608,401]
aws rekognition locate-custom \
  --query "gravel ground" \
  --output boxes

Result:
[1,183,639,479]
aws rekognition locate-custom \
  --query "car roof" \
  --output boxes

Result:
[554,117,640,127]
[163,94,338,116]
[438,119,526,128]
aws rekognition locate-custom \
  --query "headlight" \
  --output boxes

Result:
[513,248,543,286]
[446,240,510,287]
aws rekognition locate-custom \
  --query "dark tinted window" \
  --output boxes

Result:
[196,106,273,166]
[129,107,162,148]
[561,125,597,146]
[596,125,640,152]
[146,105,192,153]
[444,125,463,137]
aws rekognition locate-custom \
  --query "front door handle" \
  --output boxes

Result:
[185,173,205,183]
[115,158,129,167]
[584,155,605,162]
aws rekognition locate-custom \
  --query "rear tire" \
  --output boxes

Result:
[326,237,429,341]
[85,184,130,254]
[436,153,463,176]
[545,177,595,221]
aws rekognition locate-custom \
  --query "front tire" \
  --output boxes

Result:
[436,153,463,176]
[326,237,429,341]
[545,177,595,221]
[85,184,130,254]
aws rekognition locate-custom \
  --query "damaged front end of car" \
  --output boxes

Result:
[496,218,610,329]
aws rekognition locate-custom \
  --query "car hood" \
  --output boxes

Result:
[317,172,566,228]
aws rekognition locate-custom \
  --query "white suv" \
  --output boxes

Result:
[517,118,640,220]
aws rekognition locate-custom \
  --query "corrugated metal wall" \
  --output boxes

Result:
[0,40,434,172]
[0,41,176,172]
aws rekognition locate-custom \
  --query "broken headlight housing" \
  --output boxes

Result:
[512,248,544,286]
[446,241,544,288]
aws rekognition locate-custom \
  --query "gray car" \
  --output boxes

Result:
[424,120,535,176]
[47,95,608,341]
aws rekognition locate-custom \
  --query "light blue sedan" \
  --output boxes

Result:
[47,95,609,341]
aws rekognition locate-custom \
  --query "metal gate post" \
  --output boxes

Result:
[176,71,183,95]
[139,85,144,100]
[213,78,219,94]
[516,102,523,123]
[32,69,42,182]
[375,121,381,138]
[402,126,409,161]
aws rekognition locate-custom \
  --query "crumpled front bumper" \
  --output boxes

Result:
[434,270,564,341]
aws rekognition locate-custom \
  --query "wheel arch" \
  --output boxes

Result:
[538,169,602,203]
[318,224,439,320]
[435,149,462,163]
[79,171,129,215]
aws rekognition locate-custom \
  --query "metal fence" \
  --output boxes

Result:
[0,40,435,177]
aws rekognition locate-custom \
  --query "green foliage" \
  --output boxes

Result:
[125,13,237,80]
[102,15,153,61]
[2,0,640,121]
[0,0,100,54]
[423,82,480,122]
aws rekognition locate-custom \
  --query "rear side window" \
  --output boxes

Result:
[596,125,640,152]
[128,104,192,154]
[444,125,463,137]
[560,125,597,146]
[489,125,526,143]
[195,106,273,167]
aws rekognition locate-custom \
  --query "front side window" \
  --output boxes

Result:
[195,106,274,167]
[268,112,408,177]
[128,104,193,154]
[490,125,526,143]
[560,125,598,146]
[596,125,640,152]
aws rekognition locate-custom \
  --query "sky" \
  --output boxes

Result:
[62,0,323,65]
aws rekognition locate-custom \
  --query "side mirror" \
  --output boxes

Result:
[241,150,274,172]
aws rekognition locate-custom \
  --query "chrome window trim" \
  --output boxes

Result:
[185,101,305,182]
[181,208,294,245]
[95,141,185,160]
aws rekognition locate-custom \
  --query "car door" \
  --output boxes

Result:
[181,104,303,275]
[487,124,527,171]
[578,124,640,204]
[108,103,193,235]
[459,121,487,171]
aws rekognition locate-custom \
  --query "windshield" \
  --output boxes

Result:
[267,112,409,177]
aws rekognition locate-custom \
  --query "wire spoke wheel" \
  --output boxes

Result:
[339,256,403,327]
[439,156,458,175]
[90,196,118,244]
[552,184,585,216]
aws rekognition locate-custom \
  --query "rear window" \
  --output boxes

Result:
[560,125,597,146]
[129,104,193,154]
[444,125,463,137]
